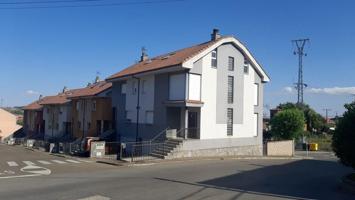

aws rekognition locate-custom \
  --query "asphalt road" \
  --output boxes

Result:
[0,144,354,200]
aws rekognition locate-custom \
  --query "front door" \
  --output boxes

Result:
[188,112,198,138]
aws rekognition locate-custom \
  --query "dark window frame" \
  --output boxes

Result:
[228,56,234,71]
[227,108,233,136]
[211,49,217,68]
[228,76,234,104]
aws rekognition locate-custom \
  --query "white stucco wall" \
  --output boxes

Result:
[43,104,71,139]
[199,51,258,140]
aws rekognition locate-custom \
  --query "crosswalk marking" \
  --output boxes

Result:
[66,159,81,164]
[23,161,36,166]
[7,161,18,167]
[37,160,52,165]
[51,160,66,164]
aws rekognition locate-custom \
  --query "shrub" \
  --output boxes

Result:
[332,101,355,169]
[270,108,305,140]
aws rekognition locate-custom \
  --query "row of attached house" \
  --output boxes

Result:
[23,29,270,157]
[23,81,113,142]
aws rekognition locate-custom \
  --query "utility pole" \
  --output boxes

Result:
[323,108,332,123]
[292,38,310,104]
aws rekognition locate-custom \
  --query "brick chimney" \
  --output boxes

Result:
[211,28,221,41]
[140,47,148,62]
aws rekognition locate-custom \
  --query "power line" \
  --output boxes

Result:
[0,0,106,5]
[0,0,185,9]
[292,38,309,104]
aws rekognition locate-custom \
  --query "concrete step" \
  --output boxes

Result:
[152,149,170,155]
[150,152,165,159]
[154,145,175,151]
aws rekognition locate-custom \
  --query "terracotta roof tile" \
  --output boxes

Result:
[23,100,43,110]
[68,81,112,98]
[107,37,225,80]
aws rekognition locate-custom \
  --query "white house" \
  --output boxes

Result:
[40,90,74,141]
[107,29,270,158]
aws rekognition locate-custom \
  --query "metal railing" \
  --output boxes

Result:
[176,128,200,139]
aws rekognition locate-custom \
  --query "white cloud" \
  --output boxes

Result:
[283,86,295,93]
[306,87,355,95]
[26,90,40,95]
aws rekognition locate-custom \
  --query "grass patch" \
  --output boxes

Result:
[307,134,333,151]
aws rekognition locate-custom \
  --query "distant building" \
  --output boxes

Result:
[0,108,22,142]
[23,98,45,139]
[69,81,112,140]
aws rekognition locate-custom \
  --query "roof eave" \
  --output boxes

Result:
[182,37,271,83]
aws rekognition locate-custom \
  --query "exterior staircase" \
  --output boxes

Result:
[150,138,183,159]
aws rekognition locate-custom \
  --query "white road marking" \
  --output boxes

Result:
[20,165,51,175]
[37,160,52,165]
[7,161,18,167]
[77,159,94,163]
[23,161,36,166]
[77,195,111,200]
[0,174,41,179]
[66,159,81,164]
[51,160,66,164]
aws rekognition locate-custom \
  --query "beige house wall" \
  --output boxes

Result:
[0,108,22,141]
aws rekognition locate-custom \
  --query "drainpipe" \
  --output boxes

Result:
[133,76,141,142]
[82,100,86,139]
[51,106,54,140]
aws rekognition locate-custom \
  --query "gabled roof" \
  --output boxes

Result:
[39,94,71,105]
[68,81,112,99]
[107,36,270,82]
[106,37,224,81]
[24,81,112,108]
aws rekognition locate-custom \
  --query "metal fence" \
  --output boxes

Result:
[103,141,168,162]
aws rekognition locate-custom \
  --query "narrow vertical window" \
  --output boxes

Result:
[227,108,233,136]
[254,83,259,106]
[244,60,249,74]
[228,76,234,104]
[141,80,147,94]
[254,113,258,136]
[228,56,234,71]
[211,49,217,68]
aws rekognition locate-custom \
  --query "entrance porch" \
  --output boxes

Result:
[165,101,202,139]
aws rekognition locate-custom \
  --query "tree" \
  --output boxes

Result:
[277,102,326,134]
[332,101,355,169]
[270,108,305,140]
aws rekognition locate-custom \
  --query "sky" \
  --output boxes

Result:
[0,0,354,117]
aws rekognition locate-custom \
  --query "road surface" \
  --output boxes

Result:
[0,144,353,200]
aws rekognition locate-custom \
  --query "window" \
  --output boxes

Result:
[228,76,234,104]
[253,113,258,136]
[76,102,80,111]
[244,60,249,74]
[92,101,97,112]
[121,83,127,94]
[228,56,234,71]
[227,108,233,136]
[169,73,186,100]
[211,49,217,68]
[145,111,154,124]
[132,81,137,95]
[188,74,201,101]
[254,83,259,106]
[141,80,147,94]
